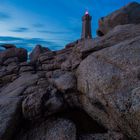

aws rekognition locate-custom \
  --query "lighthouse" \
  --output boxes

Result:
[81,10,92,39]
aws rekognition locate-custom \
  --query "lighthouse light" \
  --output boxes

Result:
[85,10,89,15]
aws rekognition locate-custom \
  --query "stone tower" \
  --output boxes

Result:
[81,11,92,39]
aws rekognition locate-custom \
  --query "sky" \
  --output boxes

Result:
[0,0,140,53]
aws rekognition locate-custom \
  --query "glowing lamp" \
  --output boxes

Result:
[85,10,89,15]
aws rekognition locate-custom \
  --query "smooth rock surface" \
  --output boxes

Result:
[52,72,76,92]
[97,2,140,36]
[77,36,140,139]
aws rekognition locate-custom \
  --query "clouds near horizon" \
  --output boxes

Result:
[0,36,63,51]
[10,27,29,33]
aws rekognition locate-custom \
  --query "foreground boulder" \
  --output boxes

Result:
[16,119,76,140]
[0,73,38,140]
[97,2,140,36]
[76,36,140,139]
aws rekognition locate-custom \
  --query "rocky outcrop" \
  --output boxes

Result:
[97,2,140,36]
[0,47,27,63]
[1,44,16,49]
[1,2,140,140]
[29,44,50,63]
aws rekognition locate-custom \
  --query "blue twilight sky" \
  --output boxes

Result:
[0,0,140,52]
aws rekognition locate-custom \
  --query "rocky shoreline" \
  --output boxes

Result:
[0,2,140,140]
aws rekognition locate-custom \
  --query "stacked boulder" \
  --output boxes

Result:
[97,2,140,36]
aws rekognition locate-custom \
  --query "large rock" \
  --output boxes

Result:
[22,84,65,119]
[22,92,44,120]
[29,45,50,63]
[38,51,55,63]
[97,2,140,36]
[76,36,140,139]
[51,72,77,93]
[42,119,76,140]
[0,97,22,140]
[0,48,27,63]
[16,119,76,140]
[0,73,38,140]
[3,57,19,65]
[1,44,16,49]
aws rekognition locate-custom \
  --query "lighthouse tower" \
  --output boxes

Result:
[81,11,92,39]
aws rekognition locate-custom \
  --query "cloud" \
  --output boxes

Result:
[10,27,29,33]
[0,11,10,21]
[32,23,44,28]
[38,30,71,34]
[0,36,63,51]
[0,36,22,41]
